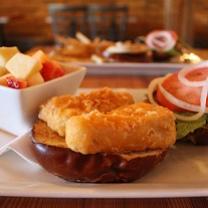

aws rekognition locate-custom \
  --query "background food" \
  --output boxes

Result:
[46,31,201,64]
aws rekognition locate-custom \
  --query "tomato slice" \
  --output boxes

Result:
[170,31,178,41]
[156,67,208,111]
[156,88,183,112]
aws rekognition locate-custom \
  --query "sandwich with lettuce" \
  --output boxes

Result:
[147,61,208,145]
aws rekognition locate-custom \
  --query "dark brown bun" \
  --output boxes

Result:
[108,52,152,63]
[183,125,208,145]
[32,120,168,183]
[151,41,183,62]
[152,50,173,62]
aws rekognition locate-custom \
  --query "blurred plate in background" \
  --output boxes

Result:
[81,63,189,76]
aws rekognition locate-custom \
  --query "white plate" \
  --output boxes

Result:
[82,63,189,76]
[0,89,208,198]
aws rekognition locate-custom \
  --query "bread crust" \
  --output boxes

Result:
[65,103,176,154]
[38,87,134,136]
[33,120,67,148]
[32,121,168,183]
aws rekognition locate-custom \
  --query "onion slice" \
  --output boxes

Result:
[177,61,208,120]
[200,78,208,113]
[158,83,208,121]
[158,84,208,112]
[147,75,208,121]
[178,61,208,87]
[174,111,204,121]
[145,31,176,52]
[174,80,208,121]
[147,77,164,105]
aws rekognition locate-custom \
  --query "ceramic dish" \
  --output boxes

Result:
[0,64,86,135]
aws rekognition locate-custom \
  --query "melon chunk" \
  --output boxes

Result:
[0,47,19,67]
[28,72,44,86]
[5,53,42,79]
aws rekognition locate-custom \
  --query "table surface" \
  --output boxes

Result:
[0,74,208,208]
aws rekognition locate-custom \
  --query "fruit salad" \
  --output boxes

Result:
[0,47,65,89]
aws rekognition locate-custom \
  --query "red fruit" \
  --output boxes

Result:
[6,76,27,89]
[41,61,65,81]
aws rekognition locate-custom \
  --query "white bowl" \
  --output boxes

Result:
[0,64,86,135]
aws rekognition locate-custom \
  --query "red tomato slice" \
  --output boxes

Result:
[156,67,208,111]
[156,88,183,112]
[170,31,178,41]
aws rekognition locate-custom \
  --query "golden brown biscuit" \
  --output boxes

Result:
[39,88,134,136]
[33,120,67,148]
[65,103,176,154]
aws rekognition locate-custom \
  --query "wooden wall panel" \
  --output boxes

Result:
[0,0,207,48]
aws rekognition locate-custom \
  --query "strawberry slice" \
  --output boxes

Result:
[6,76,27,89]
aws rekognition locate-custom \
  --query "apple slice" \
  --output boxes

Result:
[6,53,42,80]
[0,47,19,67]
[32,50,48,63]
[41,60,65,81]
[28,72,44,86]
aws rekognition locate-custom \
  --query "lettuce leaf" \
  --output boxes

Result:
[176,114,208,140]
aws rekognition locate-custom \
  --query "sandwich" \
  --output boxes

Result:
[144,30,201,64]
[147,61,208,145]
[32,88,176,183]
[145,30,181,62]
[49,33,114,63]
[103,42,152,63]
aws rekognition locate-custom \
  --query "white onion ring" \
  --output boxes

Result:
[177,61,208,119]
[200,78,208,113]
[158,84,206,112]
[178,61,208,87]
[174,111,205,121]
[147,74,208,121]
[159,83,208,121]
[147,77,164,105]
[146,31,176,52]
[152,38,166,48]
